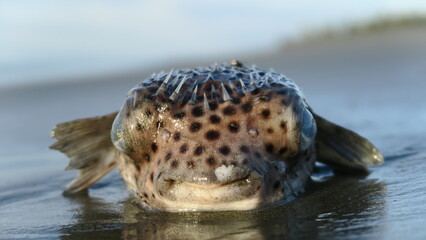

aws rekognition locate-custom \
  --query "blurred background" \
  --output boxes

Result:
[1,1,426,239]
[1,0,426,87]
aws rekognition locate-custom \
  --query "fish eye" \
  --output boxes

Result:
[111,114,128,153]
[299,108,317,151]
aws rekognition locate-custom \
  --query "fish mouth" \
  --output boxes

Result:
[156,170,264,211]
[181,172,251,189]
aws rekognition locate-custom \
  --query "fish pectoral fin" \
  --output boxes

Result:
[49,112,120,194]
[314,113,384,174]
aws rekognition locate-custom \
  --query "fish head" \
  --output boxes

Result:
[111,63,317,211]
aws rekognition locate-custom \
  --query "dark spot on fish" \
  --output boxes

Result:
[165,152,172,161]
[173,112,186,119]
[151,193,155,199]
[150,172,154,182]
[261,109,270,119]
[207,156,216,166]
[135,164,141,172]
[149,87,158,94]
[144,154,150,162]
[224,85,232,94]
[205,130,220,140]
[159,191,163,196]
[145,110,152,117]
[146,95,155,101]
[180,144,188,154]
[280,121,287,132]
[187,160,195,169]
[192,106,204,117]
[273,180,280,190]
[157,172,163,180]
[231,161,238,167]
[157,120,165,128]
[254,152,261,158]
[219,146,231,155]
[242,102,253,112]
[278,147,287,155]
[210,115,221,124]
[136,123,143,131]
[229,121,239,133]
[223,106,236,116]
[209,101,218,111]
[267,128,274,134]
[194,146,205,156]
[240,145,250,153]
[171,160,179,168]
[190,122,202,132]
[153,103,162,112]
[127,146,135,153]
[173,132,181,141]
[231,98,241,104]
[143,193,148,198]
[265,143,274,153]
[196,95,205,102]
[251,88,260,95]
[151,143,158,153]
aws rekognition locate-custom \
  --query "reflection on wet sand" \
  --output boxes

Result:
[60,171,387,240]
[60,191,123,240]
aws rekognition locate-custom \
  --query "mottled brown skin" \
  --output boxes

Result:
[111,64,317,211]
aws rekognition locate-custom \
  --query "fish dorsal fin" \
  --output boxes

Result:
[50,112,119,194]
[314,113,384,174]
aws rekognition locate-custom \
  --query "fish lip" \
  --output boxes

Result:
[157,170,263,200]
[180,171,252,189]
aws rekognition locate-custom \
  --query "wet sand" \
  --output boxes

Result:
[1,25,426,239]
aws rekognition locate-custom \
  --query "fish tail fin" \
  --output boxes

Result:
[49,112,120,194]
[314,113,384,174]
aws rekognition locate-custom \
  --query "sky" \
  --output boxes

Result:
[1,0,426,87]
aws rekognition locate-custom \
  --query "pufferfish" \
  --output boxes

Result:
[50,61,383,212]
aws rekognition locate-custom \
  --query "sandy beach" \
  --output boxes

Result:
[1,23,426,239]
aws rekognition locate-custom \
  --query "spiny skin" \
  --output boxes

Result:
[111,63,317,211]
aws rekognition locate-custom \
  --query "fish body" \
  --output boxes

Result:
[50,61,383,212]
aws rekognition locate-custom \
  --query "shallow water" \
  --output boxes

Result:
[1,27,426,239]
